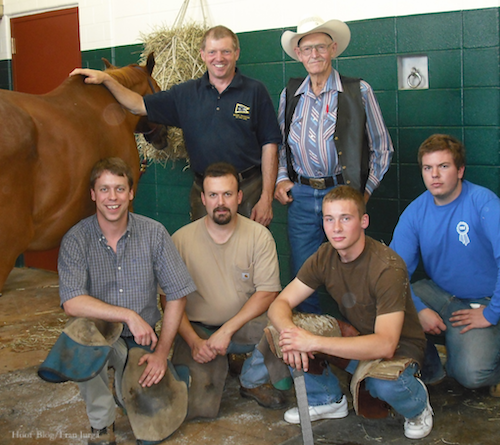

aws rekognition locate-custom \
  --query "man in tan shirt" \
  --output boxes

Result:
[171,162,290,418]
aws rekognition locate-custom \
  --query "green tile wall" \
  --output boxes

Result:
[76,7,500,291]
[0,59,12,90]
[81,43,144,69]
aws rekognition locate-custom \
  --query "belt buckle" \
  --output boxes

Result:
[308,178,326,190]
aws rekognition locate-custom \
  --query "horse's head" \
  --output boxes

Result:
[104,53,169,150]
[135,116,170,150]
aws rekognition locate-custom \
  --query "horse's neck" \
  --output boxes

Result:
[47,71,143,127]
[107,67,146,94]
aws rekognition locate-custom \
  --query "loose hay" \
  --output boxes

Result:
[137,23,209,165]
[8,318,67,352]
[5,295,165,354]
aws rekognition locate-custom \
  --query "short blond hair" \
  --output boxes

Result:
[200,25,239,51]
[323,185,366,218]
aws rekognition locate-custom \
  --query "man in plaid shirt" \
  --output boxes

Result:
[58,157,196,444]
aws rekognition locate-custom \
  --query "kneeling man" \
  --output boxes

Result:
[171,162,290,418]
[58,157,196,444]
[390,134,500,396]
[268,186,433,439]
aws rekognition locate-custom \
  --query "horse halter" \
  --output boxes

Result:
[146,74,159,95]
[133,65,160,95]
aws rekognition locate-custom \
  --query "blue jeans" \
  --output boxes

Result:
[239,349,270,388]
[413,279,500,388]
[303,362,428,419]
[288,183,336,314]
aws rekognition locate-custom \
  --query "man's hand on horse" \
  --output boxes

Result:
[69,68,107,84]
[137,351,168,387]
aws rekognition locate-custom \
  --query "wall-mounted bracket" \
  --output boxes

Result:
[398,55,429,90]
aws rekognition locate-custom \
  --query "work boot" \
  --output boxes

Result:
[240,383,286,409]
[228,353,247,377]
[88,423,116,445]
[490,383,500,397]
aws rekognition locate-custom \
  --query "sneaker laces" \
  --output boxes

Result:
[407,404,433,426]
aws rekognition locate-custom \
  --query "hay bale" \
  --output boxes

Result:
[137,23,209,165]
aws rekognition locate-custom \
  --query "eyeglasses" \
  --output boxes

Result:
[298,43,332,56]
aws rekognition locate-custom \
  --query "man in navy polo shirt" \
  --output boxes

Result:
[71,26,281,227]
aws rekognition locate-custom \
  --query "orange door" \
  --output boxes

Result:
[11,7,81,271]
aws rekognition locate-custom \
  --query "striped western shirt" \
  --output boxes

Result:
[277,69,393,194]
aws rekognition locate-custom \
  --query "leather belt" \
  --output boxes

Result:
[297,174,344,190]
[192,321,221,331]
[195,165,260,185]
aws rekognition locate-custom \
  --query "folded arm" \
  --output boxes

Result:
[269,278,405,370]
[268,278,316,371]
[207,290,278,355]
[178,312,218,364]
[63,294,157,348]
[280,311,404,362]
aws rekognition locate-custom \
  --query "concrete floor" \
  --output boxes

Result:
[0,268,499,445]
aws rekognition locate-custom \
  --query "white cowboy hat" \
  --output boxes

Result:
[281,16,351,61]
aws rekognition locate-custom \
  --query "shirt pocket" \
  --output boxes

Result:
[289,115,304,141]
[322,110,337,141]
[233,262,256,300]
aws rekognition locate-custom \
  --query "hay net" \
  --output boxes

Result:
[136,23,209,166]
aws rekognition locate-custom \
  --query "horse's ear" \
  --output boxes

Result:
[102,58,113,69]
[146,53,155,75]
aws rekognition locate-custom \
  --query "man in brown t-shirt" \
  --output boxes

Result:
[268,185,432,440]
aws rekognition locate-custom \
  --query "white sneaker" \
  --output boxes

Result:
[404,379,433,439]
[284,395,348,424]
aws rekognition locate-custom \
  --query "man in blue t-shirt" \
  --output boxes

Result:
[390,134,500,397]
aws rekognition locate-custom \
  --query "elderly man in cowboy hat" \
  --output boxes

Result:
[274,17,394,313]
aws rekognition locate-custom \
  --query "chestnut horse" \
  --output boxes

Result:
[0,53,167,294]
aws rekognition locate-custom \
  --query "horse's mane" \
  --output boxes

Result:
[106,64,146,89]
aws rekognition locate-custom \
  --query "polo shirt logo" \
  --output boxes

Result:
[234,103,251,120]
